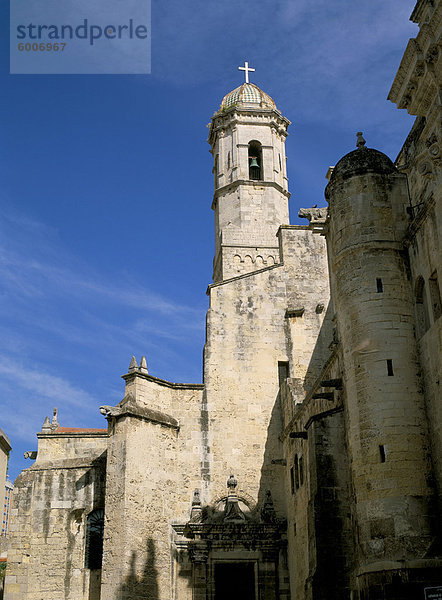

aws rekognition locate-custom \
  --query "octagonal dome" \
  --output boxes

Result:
[220,83,277,111]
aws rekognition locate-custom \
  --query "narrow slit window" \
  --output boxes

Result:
[294,455,299,489]
[387,359,394,376]
[379,445,386,463]
[429,271,441,321]
[299,456,304,486]
[290,466,295,495]
[278,361,289,387]
[376,278,383,293]
[415,276,430,338]
[213,155,219,188]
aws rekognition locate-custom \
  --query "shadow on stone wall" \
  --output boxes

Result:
[256,390,285,514]
[303,301,334,394]
[117,538,159,600]
[257,301,335,514]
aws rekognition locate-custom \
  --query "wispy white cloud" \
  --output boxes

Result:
[0,355,94,409]
[0,206,206,478]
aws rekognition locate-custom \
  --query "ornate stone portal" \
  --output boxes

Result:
[173,477,289,600]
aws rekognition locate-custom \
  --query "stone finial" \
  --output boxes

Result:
[24,451,37,460]
[192,489,201,506]
[356,131,366,149]
[51,407,58,427]
[227,474,237,490]
[190,489,203,522]
[261,490,276,523]
[128,356,138,373]
[224,474,245,522]
[139,355,148,374]
[41,416,52,433]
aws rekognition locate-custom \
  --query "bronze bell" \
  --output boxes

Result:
[249,157,259,168]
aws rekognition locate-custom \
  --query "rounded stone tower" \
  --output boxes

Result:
[325,137,438,596]
[208,82,291,282]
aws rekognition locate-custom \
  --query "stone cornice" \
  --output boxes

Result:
[411,0,429,24]
[208,107,290,146]
[121,370,204,391]
[207,263,282,294]
[388,4,441,114]
[37,431,108,439]
[27,456,107,471]
[101,401,180,430]
[211,179,290,210]
[0,428,11,453]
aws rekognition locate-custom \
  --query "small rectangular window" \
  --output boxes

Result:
[387,359,394,376]
[278,361,289,387]
[376,278,383,293]
[379,445,386,463]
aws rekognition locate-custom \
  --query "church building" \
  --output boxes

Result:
[4,1,442,598]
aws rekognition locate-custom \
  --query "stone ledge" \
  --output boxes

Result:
[101,400,179,430]
[37,430,108,439]
[356,558,442,576]
[207,262,282,292]
[212,179,290,210]
[121,371,204,390]
[27,456,106,471]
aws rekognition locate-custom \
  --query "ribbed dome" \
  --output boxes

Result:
[329,147,396,183]
[220,83,276,110]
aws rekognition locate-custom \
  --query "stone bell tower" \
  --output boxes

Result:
[208,66,291,282]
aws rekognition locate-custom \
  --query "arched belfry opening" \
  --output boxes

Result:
[248,141,263,181]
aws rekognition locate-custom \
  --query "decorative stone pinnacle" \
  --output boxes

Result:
[139,355,148,374]
[51,407,58,427]
[356,131,366,149]
[227,474,237,490]
[224,474,245,522]
[190,489,203,522]
[41,416,52,433]
[128,356,138,373]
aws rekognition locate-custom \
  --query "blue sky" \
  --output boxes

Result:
[1,0,417,480]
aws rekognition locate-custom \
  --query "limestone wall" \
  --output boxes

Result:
[389,0,442,534]
[100,377,203,600]
[203,226,329,517]
[325,163,438,597]
[0,429,11,517]
[5,431,107,600]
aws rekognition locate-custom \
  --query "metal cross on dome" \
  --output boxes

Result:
[238,61,255,84]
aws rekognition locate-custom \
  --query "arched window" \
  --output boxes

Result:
[85,509,104,570]
[248,141,263,181]
[415,276,429,338]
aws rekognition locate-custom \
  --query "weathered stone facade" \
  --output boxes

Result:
[5,1,442,598]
